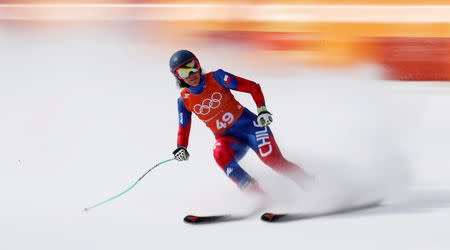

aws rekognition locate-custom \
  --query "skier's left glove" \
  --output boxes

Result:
[256,106,273,127]
[173,146,190,161]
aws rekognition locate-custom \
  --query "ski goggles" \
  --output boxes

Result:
[173,60,200,79]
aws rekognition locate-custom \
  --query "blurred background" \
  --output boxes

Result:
[0,0,448,80]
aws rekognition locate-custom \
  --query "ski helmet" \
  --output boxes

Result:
[169,50,199,76]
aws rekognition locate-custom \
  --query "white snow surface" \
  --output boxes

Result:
[1,24,449,250]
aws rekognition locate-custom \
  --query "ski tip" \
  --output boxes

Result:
[261,213,286,222]
[184,215,200,223]
[183,214,231,224]
[261,213,276,222]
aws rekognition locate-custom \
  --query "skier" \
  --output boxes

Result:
[170,50,311,195]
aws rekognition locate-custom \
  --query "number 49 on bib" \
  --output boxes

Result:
[216,112,234,130]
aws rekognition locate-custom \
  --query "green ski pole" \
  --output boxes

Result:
[84,158,174,212]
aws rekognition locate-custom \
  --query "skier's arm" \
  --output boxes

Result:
[213,69,266,111]
[173,97,191,161]
[176,97,192,149]
[213,69,272,127]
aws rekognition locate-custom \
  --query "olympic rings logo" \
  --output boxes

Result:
[193,92,222,115]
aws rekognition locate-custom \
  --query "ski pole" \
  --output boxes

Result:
[83,158,174,212]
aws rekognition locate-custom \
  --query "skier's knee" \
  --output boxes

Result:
[260,152,284,168]
[213,139,235,168]
[261,154,299,174]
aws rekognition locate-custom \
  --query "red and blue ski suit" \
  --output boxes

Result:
[177,69,306,191]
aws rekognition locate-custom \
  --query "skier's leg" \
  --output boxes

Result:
[213,136,264,194]
[251,125,312,187]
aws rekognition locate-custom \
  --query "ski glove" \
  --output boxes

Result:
[256,107,273,127]
[173,146,190,161]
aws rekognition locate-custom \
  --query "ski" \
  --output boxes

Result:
[261,200,382,222]
[261,213,288,222]
[184,200,265,224]
[183,214,247,224]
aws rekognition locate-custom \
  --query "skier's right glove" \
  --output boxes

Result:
[172,146,190,161]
